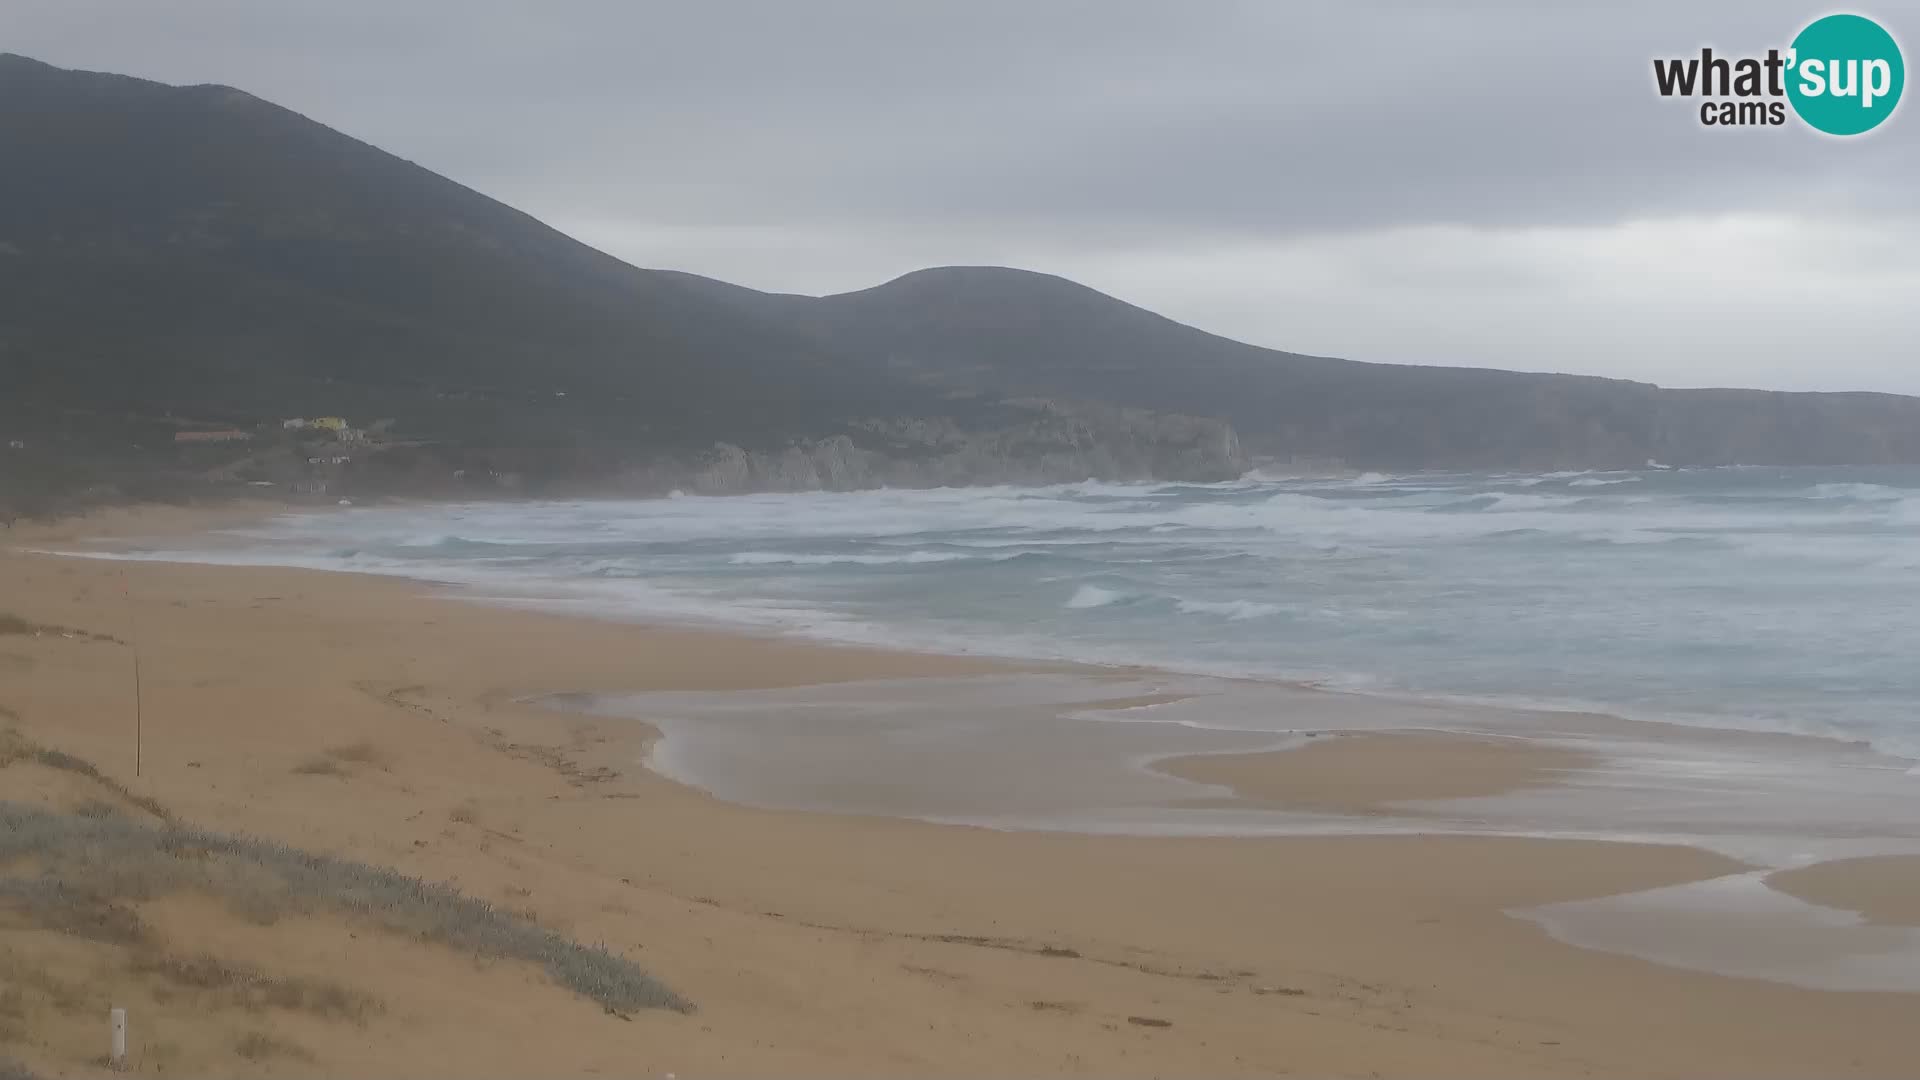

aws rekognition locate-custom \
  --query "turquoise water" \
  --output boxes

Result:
[134,464,1920,754]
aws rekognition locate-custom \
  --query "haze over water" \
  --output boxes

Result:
[125,464,1920,757]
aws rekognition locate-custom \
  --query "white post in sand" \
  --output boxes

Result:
[110,1007,127,1069]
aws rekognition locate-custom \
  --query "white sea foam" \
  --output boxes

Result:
[1174,598,1284,620]
[1808,482,1907,502]
[1065,584,1128,608]
[730,550,972,566]
[1475,492,1582,510]
[71,465,1920,756]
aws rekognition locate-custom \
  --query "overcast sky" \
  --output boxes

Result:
[8,1,1917,392]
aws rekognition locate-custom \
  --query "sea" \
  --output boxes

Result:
[102,463,1920,757]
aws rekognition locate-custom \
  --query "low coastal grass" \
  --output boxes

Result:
[0,730,170,821]
[29,746,100,779]
[234,1030,315,1063]
[291,741,391,777]
[0,802,689,1014]
[0,612,123,644]
[131,952,380,1020]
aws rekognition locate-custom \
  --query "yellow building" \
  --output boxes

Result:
[310,417,348,432]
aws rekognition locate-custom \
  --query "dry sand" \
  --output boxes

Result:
[2,505,1917,1077]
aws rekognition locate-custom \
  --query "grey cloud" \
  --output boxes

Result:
[13,0,1915,234]
[5,0,1917,391]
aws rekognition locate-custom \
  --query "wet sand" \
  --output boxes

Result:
[3,506,1919,1076]
[1768,856,1920,926]
[1157,733,1596,813]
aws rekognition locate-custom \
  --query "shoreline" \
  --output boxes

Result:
[22,500,1920,853]
[5,505,1920,1074]
[30,496,1914,772]
[25,501,1920,855]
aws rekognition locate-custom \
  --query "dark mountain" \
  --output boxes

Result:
[777,266,1920,469]
[2,53,1917,512]
[0,52,946,451]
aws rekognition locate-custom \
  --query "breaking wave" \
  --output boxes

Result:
[79,462,1920,756]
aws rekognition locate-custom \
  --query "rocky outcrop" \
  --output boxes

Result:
[615,402,1247,495]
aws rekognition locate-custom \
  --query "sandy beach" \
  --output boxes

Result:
[3,506,1919,1077]
[1155,733,1596,815]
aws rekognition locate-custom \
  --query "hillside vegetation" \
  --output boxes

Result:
[4,52,1918,514]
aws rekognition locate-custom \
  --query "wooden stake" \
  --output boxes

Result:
[132,649,142,779]
[122,571,142,778]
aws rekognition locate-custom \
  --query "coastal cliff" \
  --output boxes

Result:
[618,403,1247,495]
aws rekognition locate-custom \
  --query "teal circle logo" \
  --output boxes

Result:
[1787,13,1905,135]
